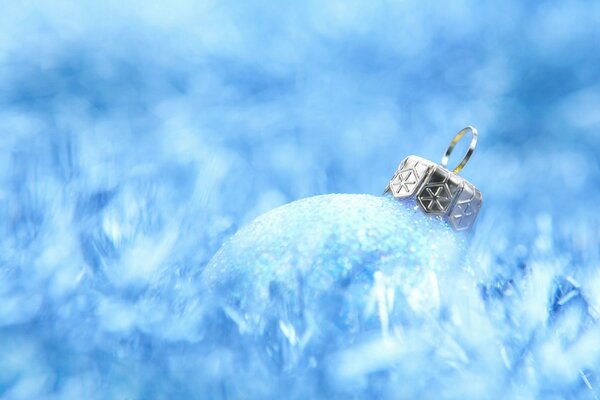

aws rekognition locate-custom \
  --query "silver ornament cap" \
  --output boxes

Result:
[384,126,483,231]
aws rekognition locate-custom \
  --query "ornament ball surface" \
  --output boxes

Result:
[201,194,472,399]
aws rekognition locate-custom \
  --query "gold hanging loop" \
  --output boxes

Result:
[440,126,478,174]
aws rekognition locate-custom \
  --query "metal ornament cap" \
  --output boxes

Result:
[384,126,483,232]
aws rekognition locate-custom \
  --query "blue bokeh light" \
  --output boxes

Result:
[1,1,599,398]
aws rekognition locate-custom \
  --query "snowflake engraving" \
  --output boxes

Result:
[418,184,452,212]
[451,200,473,229]
[391,169,418,195]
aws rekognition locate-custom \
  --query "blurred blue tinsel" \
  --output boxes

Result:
[1,1,600,399]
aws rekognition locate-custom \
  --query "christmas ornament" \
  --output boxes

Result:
[200,128,483,398]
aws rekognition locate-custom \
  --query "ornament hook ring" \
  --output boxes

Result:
[440,126,478,174]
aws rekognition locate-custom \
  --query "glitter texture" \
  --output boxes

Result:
[202,194,471,398]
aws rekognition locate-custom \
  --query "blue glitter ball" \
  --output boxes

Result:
[202,194,472,398]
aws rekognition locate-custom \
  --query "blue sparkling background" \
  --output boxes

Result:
[1,1,600,399]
